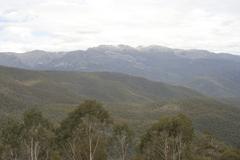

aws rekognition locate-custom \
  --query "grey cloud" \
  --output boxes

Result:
[0,0,240,54]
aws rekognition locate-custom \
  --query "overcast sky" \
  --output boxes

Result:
[0,0,240,54]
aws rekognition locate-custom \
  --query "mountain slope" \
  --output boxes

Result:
[0,65,202,108]
[1,45,240,98]
[106,98,240,146]
[0,66,240,146]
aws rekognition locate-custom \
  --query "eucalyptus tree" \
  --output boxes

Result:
[140,114,193,160]
[56,100,112,160]
[0,118,22,160]
[21,109,54,160]
[109,123,133,160]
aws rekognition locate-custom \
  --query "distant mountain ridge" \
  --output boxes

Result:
[1,45,240,98]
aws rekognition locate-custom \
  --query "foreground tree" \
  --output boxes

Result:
[109,123,133,160]
[56,100,111,160]
[192,132,228,160]
[140,114,193,160]
[0,118,22,160]
[1,101,240,160]
[21,109,54,160]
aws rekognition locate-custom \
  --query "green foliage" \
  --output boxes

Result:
[0,118,22,160]
[220,149,240,160]
[109,123,134,160]
[112,123,133,143]
[56,100,111,140]
[191,132,226,160]
[0,101,239,160]
[49,151,61,160]
[56,100,111,160]
[0,109,54,160]
[21,109,55,160]
[140,114,193,160]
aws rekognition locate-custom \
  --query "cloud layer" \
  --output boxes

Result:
[0,0,240,54]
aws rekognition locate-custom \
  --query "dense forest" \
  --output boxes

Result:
[1,66,240,147]
[0,100,239,160]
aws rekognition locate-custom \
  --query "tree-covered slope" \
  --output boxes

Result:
[0,66,239,146]
[0,65,201,108]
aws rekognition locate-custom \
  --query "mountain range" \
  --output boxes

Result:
[1,45,240,98]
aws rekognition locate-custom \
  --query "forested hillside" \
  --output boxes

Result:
[0,66,239,146]
[0,65,201,107]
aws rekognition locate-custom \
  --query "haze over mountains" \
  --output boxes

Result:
[1,45,240,145]
[1,45,240,98]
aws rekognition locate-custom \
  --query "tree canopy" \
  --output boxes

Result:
[0,100,239,160]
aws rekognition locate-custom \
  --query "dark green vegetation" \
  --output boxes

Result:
[1,100,240,160]
[0,65,202,105]
[0,66,240,147]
